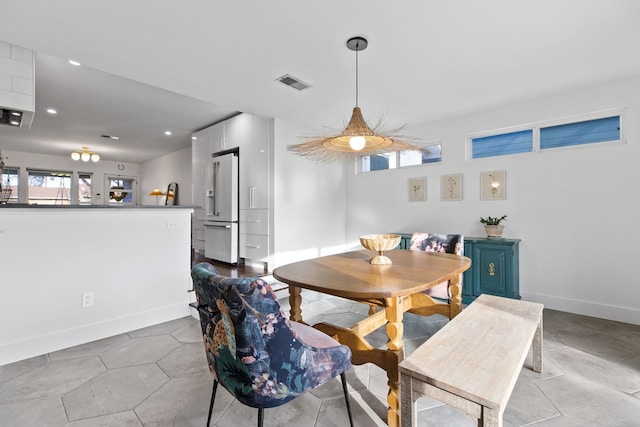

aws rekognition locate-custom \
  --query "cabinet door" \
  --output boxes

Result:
[223,114,251,150]
[472,243,511,297]
[209,121,225,154]
[240,115,270,209]
[192,129,208,210]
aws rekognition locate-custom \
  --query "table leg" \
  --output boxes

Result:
[533,315,543,373]
[449,273,463,319]
[288,285,303,323]
[385,297,404,427]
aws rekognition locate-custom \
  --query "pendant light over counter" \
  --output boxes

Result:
[288,36,423,163]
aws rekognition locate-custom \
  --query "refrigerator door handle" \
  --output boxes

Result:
[212,161,220,216]
[204,223,232,229]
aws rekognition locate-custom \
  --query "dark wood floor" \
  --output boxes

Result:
[191,251,269,278]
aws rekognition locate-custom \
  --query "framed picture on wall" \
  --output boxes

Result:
[408,177,426,202]
[441,173,462,201]
[480,170,506,200]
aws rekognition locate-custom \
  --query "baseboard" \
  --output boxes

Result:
[520,291,640,326]
[0,303,191,366]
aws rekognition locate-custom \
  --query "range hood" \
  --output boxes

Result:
[0,41,35,128]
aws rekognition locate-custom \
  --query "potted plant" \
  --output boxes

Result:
[480,215,507,238]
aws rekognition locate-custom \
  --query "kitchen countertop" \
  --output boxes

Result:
[0,204,198,209]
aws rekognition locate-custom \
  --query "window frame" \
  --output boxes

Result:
[359,141,442,174]
[467,108,626,161]
[1,166,20,203]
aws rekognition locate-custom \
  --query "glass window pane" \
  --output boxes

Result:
[540,116,620,149]
[1,166,19,203]
[78,173,92,205]
[399,145,442,167]
[472,130,533,159]
[28,170,72,205]
[361,152,396,172]
[109,177,135,204]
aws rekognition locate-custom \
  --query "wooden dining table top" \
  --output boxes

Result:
[272,249,471,300]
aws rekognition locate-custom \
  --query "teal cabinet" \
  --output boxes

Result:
[394,234,520,304]
[463,238,520,303]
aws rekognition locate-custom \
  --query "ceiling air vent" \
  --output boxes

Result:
[276,74,311,91]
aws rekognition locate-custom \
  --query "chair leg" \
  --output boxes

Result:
[257,408,264,427]
[207,380,218,427]
[341,373,354,427]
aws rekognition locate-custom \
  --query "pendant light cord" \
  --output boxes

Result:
[355,39,359,107]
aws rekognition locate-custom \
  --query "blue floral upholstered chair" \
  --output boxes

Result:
[409,233,464,301]
[191,262,354,427]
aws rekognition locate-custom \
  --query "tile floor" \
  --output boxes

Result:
[1,290,639,426]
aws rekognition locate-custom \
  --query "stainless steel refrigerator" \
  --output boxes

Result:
[204,151,238,263]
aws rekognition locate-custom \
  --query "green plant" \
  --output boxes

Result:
[480,215,507,226]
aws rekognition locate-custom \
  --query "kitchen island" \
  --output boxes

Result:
[0,205,194,365]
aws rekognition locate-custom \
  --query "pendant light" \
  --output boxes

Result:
[71,146,100,162]
[288,36,423,163]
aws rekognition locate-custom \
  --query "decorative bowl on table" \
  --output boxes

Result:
[360,234,402,265]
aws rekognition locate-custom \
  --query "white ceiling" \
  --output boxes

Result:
[1,0,640,163]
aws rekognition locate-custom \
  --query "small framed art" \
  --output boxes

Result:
[441,173,462,201]
[481,170,506,200]
[408,177,426,202]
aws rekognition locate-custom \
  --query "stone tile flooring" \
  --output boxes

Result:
[1,290,639,426]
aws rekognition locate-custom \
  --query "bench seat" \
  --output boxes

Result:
[399,294,543,427]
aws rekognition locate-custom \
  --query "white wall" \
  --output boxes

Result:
[1,149,140,204]
[346,75,640,325]
[140,146,192,206]
[0,208,193,365]
[272,119,348,267]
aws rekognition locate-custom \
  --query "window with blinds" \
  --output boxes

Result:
[471,130,533,159]
[540,116,620,149]
[469,110,624,160]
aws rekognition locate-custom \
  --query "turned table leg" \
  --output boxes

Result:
[384,297,404,427]
[288,285,303,323]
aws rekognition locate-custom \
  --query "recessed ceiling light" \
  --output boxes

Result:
[11,111,21,116]
[164,131,172,136]
[192,136,197,140]
[68,59,81,66]
[46,108,57,114]
[9,120,20,126]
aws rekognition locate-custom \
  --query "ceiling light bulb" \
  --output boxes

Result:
[47,108,57,114]
[71,152,80,161]
[164,131,172,136]
[9,120,19,126]
[81,152,90,162]
[91,153,100,162]
[68,59,81,66]
[349,135,366,151]
[11,111,21,116]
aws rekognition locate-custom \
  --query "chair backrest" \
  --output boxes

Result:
[408,233,464,300]
[191,262,350,409]
[409,233,464,256]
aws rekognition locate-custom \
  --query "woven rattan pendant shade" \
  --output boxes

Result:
[288,37,422,163]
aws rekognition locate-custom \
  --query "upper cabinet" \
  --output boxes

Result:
[239,115,270,210]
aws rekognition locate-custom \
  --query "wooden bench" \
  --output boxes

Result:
[399,294,543,427]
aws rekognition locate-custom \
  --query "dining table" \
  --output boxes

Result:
[272,248,472,427]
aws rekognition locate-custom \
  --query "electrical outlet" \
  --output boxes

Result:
[82,292,94,308]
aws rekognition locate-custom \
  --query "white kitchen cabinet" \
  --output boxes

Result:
[208,121,226,154]
[239,115,270,210]
[191,128,209,252]
[224,114,251,151]
[239,233,269,263]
